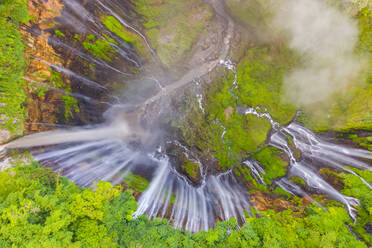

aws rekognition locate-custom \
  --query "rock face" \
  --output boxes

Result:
[21,0,68,134]
[250,192,294,212]
[0,129,11,144]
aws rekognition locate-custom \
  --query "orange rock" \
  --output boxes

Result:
[20,0,71,134]
[224,106,234,120]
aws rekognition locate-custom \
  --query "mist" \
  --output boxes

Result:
[273,0,364,105]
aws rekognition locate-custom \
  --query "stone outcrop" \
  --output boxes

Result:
[21,0,69,134]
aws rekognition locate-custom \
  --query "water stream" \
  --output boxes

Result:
[1,101,370,230]
[0,0,371,233]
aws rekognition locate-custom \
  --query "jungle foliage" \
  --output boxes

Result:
[179,44,296,170]
[0,164,369,247]
[0,0,29,137]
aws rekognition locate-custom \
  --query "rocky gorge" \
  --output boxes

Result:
[0,0,371,247]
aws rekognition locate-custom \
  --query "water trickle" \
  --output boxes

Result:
[96,0,155,56]
[194,79,205,115]
[219,59,238,95]
[1,106,371,230]
[1,0,371,233]
[240,106,371,220]
[243,160,266,186]
[32,57,108,91]
[49,37,131,76]
[171,140,206,182]
[134,155,251,232]
[242,106,281,130]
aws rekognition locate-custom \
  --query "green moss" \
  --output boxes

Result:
[54,29,65,37]
[61,94,79,120]
[348,133,372,151]
[49,70,79,120]
[234,45,297,124]
[204,74,273,164]
[179,44,297,169]
[289,176,306,186]
[87,34,95,40]
[74,33,80,42]
[82,35,116,62]
[225,0,274,30]
[285,135,301,160]
[33,84,48,97]
[123,173,149,192]
[135,0,190,29]
[103,16,141,52]
[182,161,200,181]
[179,92,271,169]
[339,168,372,243]
[134,0,212,66]
[274,186,291,198]
[0,0,29,139]
[252,147,287,185]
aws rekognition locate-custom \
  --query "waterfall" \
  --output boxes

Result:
[134,154,251,232]
[0,0,370,233]
[2,106,370,229]
[243,107,371,221]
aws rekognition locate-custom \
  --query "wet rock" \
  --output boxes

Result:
[251,191,294,211]
[166,142,202,185]
[0,129,11,144]
[0,115,9,125]
[20,0,69,134]
[224,106,234,120]
[0,157,13,172]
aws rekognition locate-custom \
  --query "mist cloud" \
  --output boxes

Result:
[273,0,364,105]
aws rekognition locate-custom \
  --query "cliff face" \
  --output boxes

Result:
[21,0,68,134]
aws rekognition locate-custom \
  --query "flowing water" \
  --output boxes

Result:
[2,103,370,230]
[1,0,371,233]
[242,107,371,221]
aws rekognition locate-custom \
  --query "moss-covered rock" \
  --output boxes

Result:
[103,15,142,53]
[181,160,200,183]
[82,34,117,62]
[134,0,212,67]
[225,0,275,30]
[123,173,149,192]
[0,0,29,142]
[178,43,297,170]
[252,147,288,185]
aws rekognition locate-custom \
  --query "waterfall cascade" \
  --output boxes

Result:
[0,0,370,233]
[1,104,370,231]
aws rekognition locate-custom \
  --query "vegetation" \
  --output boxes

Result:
[348,133,372,151]
[320,167,372,243]
[123,173,149,192]
[299,7,372,132]
[134,0,212,66]
[252,147,287,186]
[54,29,65,37]
[0,1,371,247]
[179,44,296,170]
[82,34,116,62]
[182,160,200,182]
[103,16,142,52]
[0,0,29,139]
[225,0,275,31]
[48,70,79,120]
[0,163,369,247]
